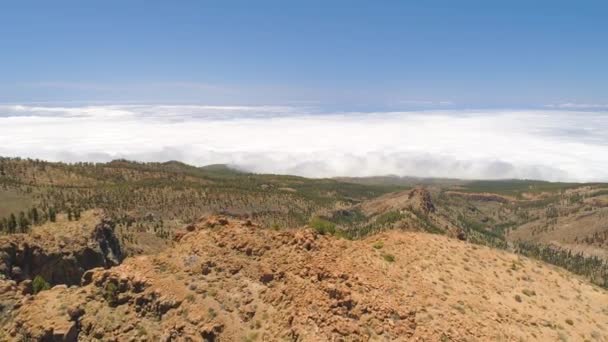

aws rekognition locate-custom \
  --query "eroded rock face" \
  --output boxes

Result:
[408,187,436,214]
[90,218,123,267]
[0,217,123,286]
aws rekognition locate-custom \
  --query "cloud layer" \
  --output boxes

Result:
[0,104,607,182]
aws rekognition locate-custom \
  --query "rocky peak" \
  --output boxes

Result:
[408,187,436,214]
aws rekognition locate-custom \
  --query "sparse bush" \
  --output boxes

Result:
[375,211,404,226]
[104,282,118,305]
[522,289,536,297]
[32,275,50,294]
[382,253,395,262]
[546,206,559,218]
[309,217,336,235]
[372,241,384,249]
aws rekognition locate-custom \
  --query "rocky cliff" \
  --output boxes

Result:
[0,213,122,286]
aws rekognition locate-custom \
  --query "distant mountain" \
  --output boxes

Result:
[335,175,466,187]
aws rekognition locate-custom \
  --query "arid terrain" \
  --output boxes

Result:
[0,158,607,341]
[1,215,607,341]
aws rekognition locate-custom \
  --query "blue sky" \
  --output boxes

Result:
[1,2,607,180]
[1,0,607,109]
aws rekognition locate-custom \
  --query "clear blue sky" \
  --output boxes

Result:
[1,0,606,109]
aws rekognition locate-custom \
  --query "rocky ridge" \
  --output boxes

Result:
[2,216,607,341]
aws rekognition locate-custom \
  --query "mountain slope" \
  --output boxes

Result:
[322,185,608,287]
[0,157,395,231]
[3,216,607,341]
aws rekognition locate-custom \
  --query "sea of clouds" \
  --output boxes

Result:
[0,104,606,182]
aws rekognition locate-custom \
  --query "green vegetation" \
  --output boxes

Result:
[308,217,348,238]
[375,210,405,226]
[328,209,367,226]
[0,157,394,236]
[522,289,536,297]
[32,275,51,294]
[309,217,336,235]
[411,209,443,235]
[2,156,608,290]
[456,213,507,249]
[382,253,395,262]
[589,189,608,198]
[516,242,608,288]
[0,205,74,234]
[460,179,586,196]
[104,282,119,305]
[0,189,33,218]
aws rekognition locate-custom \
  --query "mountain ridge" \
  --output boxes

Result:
[2,215,607,341]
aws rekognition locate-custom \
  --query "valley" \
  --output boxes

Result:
[0,157,607,341]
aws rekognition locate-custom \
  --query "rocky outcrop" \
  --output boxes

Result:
[408,187,436,214]
[3,216,607,341]
[359,187,436,217]
[0,217,123,286]
[89,218,123,267]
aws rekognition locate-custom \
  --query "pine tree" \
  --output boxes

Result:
[48,208,56,222]
[8,213,17,234]
[18,211,30,233]
[31,207,39,224]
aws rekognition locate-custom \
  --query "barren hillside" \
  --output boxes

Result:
[2,216,607,341]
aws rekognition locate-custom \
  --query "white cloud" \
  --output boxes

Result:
[545,103,608,109]
[0,105,607,182]
[395,100,454,106]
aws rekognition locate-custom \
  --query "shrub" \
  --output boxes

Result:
[372,241,384,249]
[32,275,51,294]
[309,217,336,235]
[382,253,395,262]
[104,282,118,305]
[522,289,536,297]
[375,211,405,225]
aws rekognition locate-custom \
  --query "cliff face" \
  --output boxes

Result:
[0,215,122,286]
